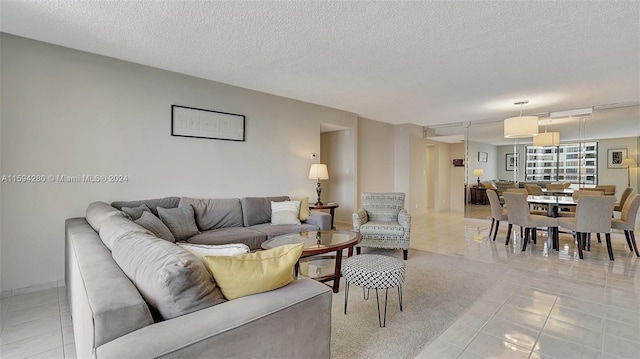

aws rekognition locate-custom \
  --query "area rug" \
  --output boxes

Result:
[330,249,507,359]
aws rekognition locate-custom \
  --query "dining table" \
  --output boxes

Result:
[526,195,578,250]
[527,195,576,218]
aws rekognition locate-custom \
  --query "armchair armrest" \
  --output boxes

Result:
[352,208,367,231]
[398,209,411,233]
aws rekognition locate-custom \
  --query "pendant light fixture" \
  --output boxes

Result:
[533,124,560,147]
[503,101,539,138]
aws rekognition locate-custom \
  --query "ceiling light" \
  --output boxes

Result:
[504,101,539,138]
[550,107,592,118]
[533,131,560,146]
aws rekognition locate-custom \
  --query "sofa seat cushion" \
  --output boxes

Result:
[359,221,404,237]
[249,223,319,239]
[111,231,226,321]
[187,227,267,251]
[179,197,243,231]
[241,196,289,227]
[111,197,181,216]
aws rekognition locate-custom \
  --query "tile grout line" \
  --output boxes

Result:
[528,295,559,358]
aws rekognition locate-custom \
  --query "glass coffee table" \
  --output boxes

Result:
[261,230,361,293]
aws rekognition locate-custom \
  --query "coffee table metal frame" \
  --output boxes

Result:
[261,230,361,293]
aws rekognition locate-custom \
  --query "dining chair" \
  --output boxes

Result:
[524,184,544,195]
[503,192,559,251]
[558,196,616,260]
[613,187,633,214]
[557,189,603,217]
[506,188,528,194]
[546,183,566,192]
[487,189,508,241]
[595,185,616,196]
[611,193,640,257]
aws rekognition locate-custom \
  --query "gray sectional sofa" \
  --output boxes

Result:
[66,196,333,358]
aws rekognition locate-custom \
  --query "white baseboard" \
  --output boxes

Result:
[7,280,62,297]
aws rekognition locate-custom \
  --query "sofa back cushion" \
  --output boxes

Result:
[111,197,180,216]
[241,196,289,227]
[111,231,226,321]
[86,201,129,233]
[179,197,244,231]
[99,215,152,251]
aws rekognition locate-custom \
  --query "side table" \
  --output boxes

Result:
[309,203,339,229]
[470,187,488,205]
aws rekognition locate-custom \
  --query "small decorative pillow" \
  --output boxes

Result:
[271,201,301,225]
[203,243,304,300]
[177,243,250,262]
[292,196,311,221]
[121,204,152,220]
[157,206,200,241]
[135,211,175,242]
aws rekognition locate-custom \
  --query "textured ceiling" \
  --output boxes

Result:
[1,1,639,127]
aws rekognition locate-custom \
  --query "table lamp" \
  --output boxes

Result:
[308,164,329,205]
[473,168,484,187]
[621,158,637,187]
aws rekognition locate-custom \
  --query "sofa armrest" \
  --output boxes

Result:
[304,211,332,230]
[97,279,332,359]
[352,208,367,231]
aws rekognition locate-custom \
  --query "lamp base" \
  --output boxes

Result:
[315,182,323,206]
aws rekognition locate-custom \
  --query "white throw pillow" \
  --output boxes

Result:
[271,201,301,225]
[177,243,250,262]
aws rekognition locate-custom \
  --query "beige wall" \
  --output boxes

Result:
[356,117,395,196]
[0,34,357,291]
[320,130,356,226]
[449,143,466,212]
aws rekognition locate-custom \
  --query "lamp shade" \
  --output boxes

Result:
[621,158,637,168]
[308,164,329,180]
[504,116,539,138]
[473,168,484,177]
[533,131,560,146]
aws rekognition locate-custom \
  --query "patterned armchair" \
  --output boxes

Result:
[352,192,411,260]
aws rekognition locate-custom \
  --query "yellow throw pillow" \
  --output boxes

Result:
[203,243,304,300]
[293,196,311,221]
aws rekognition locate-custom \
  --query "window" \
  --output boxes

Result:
[525,142,598,184]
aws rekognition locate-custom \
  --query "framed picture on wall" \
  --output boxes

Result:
[506,153,517,171]
[607,148,627,169]
[478,152,488,162]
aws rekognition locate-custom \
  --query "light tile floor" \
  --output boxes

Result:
[1,209,638,358]
[415,209,640,359]
[0,286,75,359]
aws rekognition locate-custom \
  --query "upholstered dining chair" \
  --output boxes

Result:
[524,184,544,195]
[487,189,508,241]
[503,192,559,251]
[558,196,616,260]
[613,187,633,214]
[352,192,411,260]
[557,189,603,217]
[611,193,640,257]
[545,183,566,192]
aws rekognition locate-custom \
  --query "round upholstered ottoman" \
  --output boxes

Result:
[341,254,405,327]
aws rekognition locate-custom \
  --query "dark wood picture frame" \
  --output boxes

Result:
[506,153,517,171]
[171,105,245,141]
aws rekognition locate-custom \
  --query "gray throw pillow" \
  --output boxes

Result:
[111,231,226,320]
[135,211,175,243]
[121,204,152,220]
[157,206,200,241]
